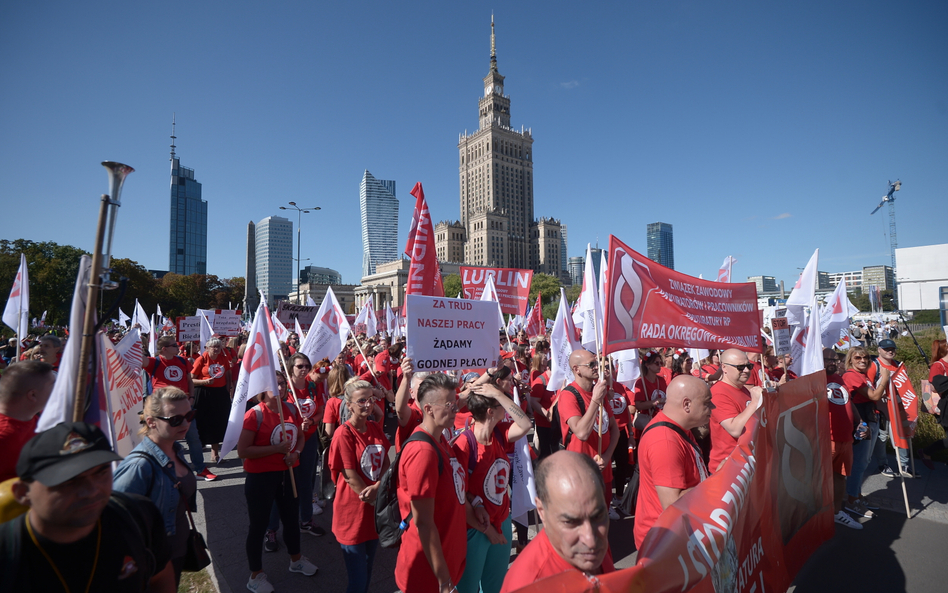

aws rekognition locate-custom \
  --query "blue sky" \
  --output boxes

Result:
[2,1,945,291]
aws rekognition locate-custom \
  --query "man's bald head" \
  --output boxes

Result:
[720,348,751,388]
[663,375,714,430]
[568,349,594,368]
[536,450,604,505]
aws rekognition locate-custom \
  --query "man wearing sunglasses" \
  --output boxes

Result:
[708,349,763,474]
[867,340,913,477]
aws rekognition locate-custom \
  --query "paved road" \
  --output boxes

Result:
[193,452,948,593]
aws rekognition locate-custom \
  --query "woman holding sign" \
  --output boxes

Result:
[191,337,232,464]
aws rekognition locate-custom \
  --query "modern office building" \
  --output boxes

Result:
[747,275,778,293]
[568,256,585,286]
[439,18,564,279]
[646,222,674,270]
[360,170,398,277]
[255,216,293,308]
[896,244,948,313]
[168,121,208,275]
[826,270,863,292]
[243,221,258,313]
[560,224,569,279]
[862,265,895,292]
[300,266,342,285]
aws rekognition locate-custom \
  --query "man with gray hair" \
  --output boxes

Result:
[37,335,63,371]
[0,360,55,482]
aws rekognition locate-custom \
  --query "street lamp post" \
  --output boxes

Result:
[280,202,320,304]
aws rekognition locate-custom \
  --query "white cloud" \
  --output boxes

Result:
[560,80,579,89]
[771,213,792,220]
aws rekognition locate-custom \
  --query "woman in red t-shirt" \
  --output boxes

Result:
[454,382,532,593]
[929,339,948,382]
[190,338,232,463]
[322,364,352,439]
[670,349,693,379]
[328,379,392,593]
[236,372,317,591]
[529,356,556,459]
[633,351,668,436]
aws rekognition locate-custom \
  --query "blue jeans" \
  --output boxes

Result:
[340,539,379,593]
[847,421,879,498]
[457,515,513,593]
[875,423,910,470]
[185,418,206,472]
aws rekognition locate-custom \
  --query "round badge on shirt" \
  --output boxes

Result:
[360,444,386,481]
[269,423,299,450]
[483,458,510,506]
[209,363,225,379]
[298,398,316,418]
[610,394,627,415]
[163,365,183,383]
[827,383,849,405]
[449,457,466,505]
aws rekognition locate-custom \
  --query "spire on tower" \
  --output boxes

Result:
[490,15,498,73]
[170,113,177,161]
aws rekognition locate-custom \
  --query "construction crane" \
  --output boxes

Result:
[870,179,900,306]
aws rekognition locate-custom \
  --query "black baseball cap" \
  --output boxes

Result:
[878,339,897,350]
[17,422,121,486]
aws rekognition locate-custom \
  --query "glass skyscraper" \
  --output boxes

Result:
[360,170,398,278]
[255,216,293,307]
[169,157,208,275]
[646,222,675,270]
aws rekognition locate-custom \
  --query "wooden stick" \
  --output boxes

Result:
[273,388,299,499]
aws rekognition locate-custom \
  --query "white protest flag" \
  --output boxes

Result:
[820,277,859,348]
[101,327,145,456]
[2,253,29,341]
[354,296,377,337]
[38,256,92,431]
[156,303,163,321]
[786,249,819,327]
[131,299,151,334]
[294,316,305,341]
[612,349,641,390]
[479,274,506,330]
[118,308,130,327]
[298,286,351,365]
[221,301,281,456]
[306,295,318,307]
[801,296,824,376]
[271,312,291,343]
[549,288,582,390]
[597,247,609,313]
[148,314,157,356]
[392,311,404,339]
[789,321,805,376]
[39,310,47,327]
[198,311,214,354]
[506,315,517,337]
[509,385,537,524]
[689,348,710,366]
[573,244,603,351]
[385,303,396,335]
[716,256,737,283]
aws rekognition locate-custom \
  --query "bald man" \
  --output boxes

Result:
[633,376,713,549]
[708,348,763,473]
[500,451,614,592]
[0,361,55,482]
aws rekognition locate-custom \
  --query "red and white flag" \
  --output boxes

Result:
[786,249,819,327]
[3,253,29,341]
[716,256,737,283]
[385,303,396,334]
[572,244,603,351]
[404,182,425,256]
[299,286,351,364]
[481,274,507,331]
[800,296,824,376]
[354,296,378,337]
[886,362,918,448]
[404,182,443,306]
[820,278,858,348]
[523,293,544,338]
[271,312,290,343]
[549,288,582,390]
[101,328,145,456]
[294,316,305,341]
[221,300,282,456]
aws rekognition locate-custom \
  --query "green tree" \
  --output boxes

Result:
[160,273,223,318]
[100,258,160,320]
[442,274,462,299]
[565,283,581,304]
[529,273,561,307]
[0,239,89,326]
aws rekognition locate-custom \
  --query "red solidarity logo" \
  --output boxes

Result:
[242,332,269,373]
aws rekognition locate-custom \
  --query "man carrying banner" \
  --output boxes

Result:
[500,451,613,592]
[708,349,763,473]
[868,340,913,476]
[634,375,712,550]
[557,349,618,508]
[0,361,54,483]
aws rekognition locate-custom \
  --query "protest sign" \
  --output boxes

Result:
[211,309,242,336]
[100,329,145,457]
[602,235,762,354]
[405,294,499,371]
[274,301,319,331]
[460,266,533,315]
[514,373,834,593]
[176,316,201,342]
[771,309,791,356]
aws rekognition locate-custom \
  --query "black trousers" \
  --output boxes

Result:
[245,468,301,572]
[611,428,631,497]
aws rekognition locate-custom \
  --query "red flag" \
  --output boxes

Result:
[523,293,544,338]
[404,182,425,256]
[886,363,918,447]
[404,183,443,306]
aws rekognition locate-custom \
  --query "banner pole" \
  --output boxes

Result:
[352,333,382,389]
[909,439,916,478]
[274,388,298,499]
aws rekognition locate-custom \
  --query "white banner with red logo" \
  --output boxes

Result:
[299,287,351,365]
[602,235,762,354]
[460,266,534,316]
[101,328,145,457]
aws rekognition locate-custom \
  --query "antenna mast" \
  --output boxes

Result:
[170,113,177,161]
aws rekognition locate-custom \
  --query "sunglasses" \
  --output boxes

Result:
[579,361,599,370]
[155,410,196,427]
[294,364,312,369]
[353,398,374,407]
[725,363,754,372]
[852,355,868,361]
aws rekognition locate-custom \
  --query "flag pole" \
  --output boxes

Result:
[277,349,304,417]
[274,383,298,499]
[888,375,911,518]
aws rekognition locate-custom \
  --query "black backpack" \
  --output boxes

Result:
[375,431,443,549]
[549,386,585,449]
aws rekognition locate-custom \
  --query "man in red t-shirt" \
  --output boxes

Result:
[634,375,712,549]
[500,450,614,592]
[0,361,55,482]
[393,358,428,452]
[708,349,763,473]
[824,348,864,530]
[557,349,618,505]
[867,339,912,476]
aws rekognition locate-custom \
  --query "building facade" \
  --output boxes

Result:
[862,265,895,292]
[826,270,863,292]
[646,222,674,270]
[244,221,259,313]
[747,275,778,293]
[360,170,398,277]
[896,244,948,312]
[568,256,584,286]
[255,216,293,308]
[168,156,208,275]
[300,266,342,286]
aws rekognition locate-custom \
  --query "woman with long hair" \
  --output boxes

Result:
[529,354,555,459]
[929,339,948,381]
[842,346,889,519]
[670,349,693,379]
[322,364,353,439]
[920,340,948,469]
[328,379,392,593]
[191,338,232,463]
[113,387,197,586]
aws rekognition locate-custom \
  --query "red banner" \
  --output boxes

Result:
[405,183,443,304]
[886,363,917,448]
[460,266,534,315]
[513,372,834,593]
[602,235,762,354]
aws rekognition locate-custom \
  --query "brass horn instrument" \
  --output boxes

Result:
[100,161,134,289]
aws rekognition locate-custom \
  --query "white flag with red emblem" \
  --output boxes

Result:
[819,277,859,348]
[294,316,305,341]
[271,312,290,343]
[786,249,819,327]
[481,274,507,331]
[299,287,351,365]
[573,244,603,351]
[801,296,824,376]
[716,256,737,283]
[523,293,544,338]
[549,288,582,390]
[355,296,377,337]
[509,385,537,524]
[221,300,281,456]
[2,253,29,341]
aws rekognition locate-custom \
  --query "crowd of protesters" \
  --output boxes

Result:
[1,318,947,592]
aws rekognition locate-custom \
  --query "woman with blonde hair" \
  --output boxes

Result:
[113,387,197,586]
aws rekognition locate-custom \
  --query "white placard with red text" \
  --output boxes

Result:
[176,316,201,342]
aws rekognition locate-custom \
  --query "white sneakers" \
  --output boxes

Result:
[834,510,863,530]
[247,573,274,593]
[288,556,319,576]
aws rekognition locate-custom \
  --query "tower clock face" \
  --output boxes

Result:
[486,85,494,96]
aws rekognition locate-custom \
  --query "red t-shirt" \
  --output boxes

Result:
[826,373,855,443]
[329,421,390,545]
[323,397,343,425]
[844,370,874,404]
[146,355,191,391]
[0,414,37,482]
[500,528,615,593]
[709,381,752,473]
[453,428,510,530]
[288,382,323,439]
[241,402,303,473]
[530,372,554,429]
[930,360,948,382]
[395,427,467,593]
[657,366,673,385]
[192,353,228,388]
[633,375,668,420]
[609,382,633,429]
[633,412,707,549]
[746,361,764,387]
[557,382,613,482]
[395,403,423,452]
